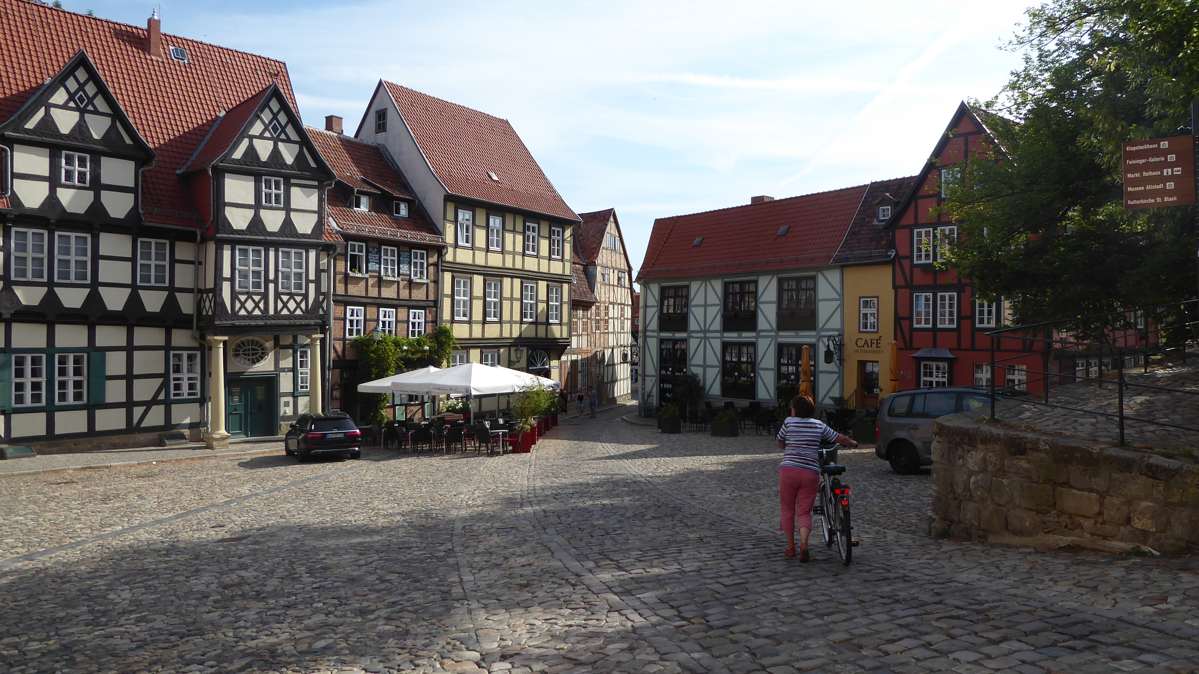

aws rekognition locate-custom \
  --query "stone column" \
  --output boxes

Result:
[206,336,230,449]
[309,334,323,415]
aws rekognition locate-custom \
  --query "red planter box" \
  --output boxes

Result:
[510,430,535,453]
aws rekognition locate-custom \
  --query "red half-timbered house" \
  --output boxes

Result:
[890,103,1046,394]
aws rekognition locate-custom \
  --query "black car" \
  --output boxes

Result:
[285,413,362,461]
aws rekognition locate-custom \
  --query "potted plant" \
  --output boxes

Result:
[710,409,740,437]
[511,418,535,453]
[658,403,682,434]
[511,386,551,451]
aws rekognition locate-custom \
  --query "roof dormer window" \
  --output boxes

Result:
[877,205,892,222]
[393,200,409,218]
[353,194,370,211]
[169,46,189,63]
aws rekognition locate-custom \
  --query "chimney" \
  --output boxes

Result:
[147,8,163,59]
[750,195,774,204]
[325,115,344,134]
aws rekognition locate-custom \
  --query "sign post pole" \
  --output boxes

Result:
[1192,99,1199,305]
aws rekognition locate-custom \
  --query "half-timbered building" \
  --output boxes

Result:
[353,82,578,398]
[638,189,874,411]
[562,261,597,404]
[574,208,634,404]
[308,118,444,421]
[888,103,1044,394]
[0,4,332,449]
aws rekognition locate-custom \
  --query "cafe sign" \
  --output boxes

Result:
[1122,135,1196,210]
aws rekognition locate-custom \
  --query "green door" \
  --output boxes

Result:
[227,378,277,437]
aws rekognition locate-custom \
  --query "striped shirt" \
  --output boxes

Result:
[777,416,838,472]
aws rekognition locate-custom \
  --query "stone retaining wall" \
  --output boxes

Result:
[931,415,1199,554]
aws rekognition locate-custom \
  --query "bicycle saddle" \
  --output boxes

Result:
[821,464,846,476]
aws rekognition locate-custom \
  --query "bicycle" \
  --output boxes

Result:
[813,444,854,565]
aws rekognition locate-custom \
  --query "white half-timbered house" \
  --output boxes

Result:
[0,5,331,449]
[637,188,877,411]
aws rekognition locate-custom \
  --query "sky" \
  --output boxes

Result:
[74,0,1039,280]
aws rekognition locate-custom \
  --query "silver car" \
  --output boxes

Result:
[875,387,991,474]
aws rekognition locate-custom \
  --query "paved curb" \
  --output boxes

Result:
[0,447,283,479]
[619,413,656,427]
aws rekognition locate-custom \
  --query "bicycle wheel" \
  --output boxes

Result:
[835,502,852,565]
[820,483,836,547]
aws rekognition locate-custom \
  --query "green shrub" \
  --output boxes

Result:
[710,409,740,437]
[658,403,682,433]
[512,386,555,431]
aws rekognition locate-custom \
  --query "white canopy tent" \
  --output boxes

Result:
[355,365,441,394]
[387,363,559,397]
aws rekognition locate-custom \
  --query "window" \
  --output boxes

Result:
[262,176,284,207]
[975,299,997,328]
[410,249,427,281]
[381,246,398,279]
[924,391,957,416]
[484,279,501,321]
[550,226,563,258]
[408,309,425,337]
[453,277,471,321]
[487,214,503,251]
[393,200,408,218]
[138,239,169,286]
[936,226,957,262]
[771,276,812,331]
[657,339,688,402]
[888,395,913,418]
[347,241,366,275]
[919,361,949,388]
[345,306,364,337]
[617,271,626,287]
[940,166,961,198]
[1074,359,1088,381]
[877,205,892,222]
[777,343,810,390]
[278,249,305,294]
[1005,364,1028,392]
[548,285,562,323]
[601,270,610,285]
[936,292,958,328]
[522,281,537,321]
[974,364,991,388]
[660,285,689,332]
[55,232,90,283]
[378,307,396,335]
[170,352,200,399]
[606,233,619,249]
[13,354,45,407]
[914,228,933,264]
[723,280,758,332]
[375,108,387,133]
[859,297,879,333]
[861,361,880,395]
[54,353,85,405]
[456,208,473,247]
[11,229,47,281]
[721,342,756,399]
[913,293,933,328]
[524,221,539,255]
[235,246,264,292]
[61,151,89,186]
[296,348,310,392]
[482,350,499,367]
[451,351,469,366]
[169,45,189,63]
[353,194,370,211]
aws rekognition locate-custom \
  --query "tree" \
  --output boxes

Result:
[351,326,455,425]
[943,0,1199,337]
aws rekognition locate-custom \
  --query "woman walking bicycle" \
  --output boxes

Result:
[776,394,857,561]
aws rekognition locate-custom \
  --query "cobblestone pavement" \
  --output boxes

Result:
[2,406,1198,673]
[0,440,281,476]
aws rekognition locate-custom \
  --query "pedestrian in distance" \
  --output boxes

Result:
[588,388,598,418]
[777,394,857,562]
[576,392,585,416]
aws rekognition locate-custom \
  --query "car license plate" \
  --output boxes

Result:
[326,432,344,439]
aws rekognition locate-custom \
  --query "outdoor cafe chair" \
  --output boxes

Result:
[444,425,466,454]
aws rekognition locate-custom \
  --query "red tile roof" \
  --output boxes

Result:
[177,84,272,174]
[830,176,917,266]
[571,261,596,305]
[575,208,614,263]
[381,81,579,223]
[309,127,442,247]
[638,185,870,281]
[308,127,413,198]
[0,0,300,227]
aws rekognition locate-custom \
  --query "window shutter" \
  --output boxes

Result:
[0,352,10,412]
[88,351,106,404]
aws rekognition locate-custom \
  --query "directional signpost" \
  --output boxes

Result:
[1121,135,1195,210]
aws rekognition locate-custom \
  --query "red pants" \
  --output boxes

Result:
[779,466,820,536]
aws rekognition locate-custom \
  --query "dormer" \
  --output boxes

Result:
[179,83,333,239]
[0,50,153,224]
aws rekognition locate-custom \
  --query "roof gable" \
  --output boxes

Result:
[380,81,579,223]
[181,84,331,180]
[831,176,917,265]
[571,261,596,304]
[638,186,870,282]
[308,127,414,198]
[576,207,634,275]
[0,49,152,159]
